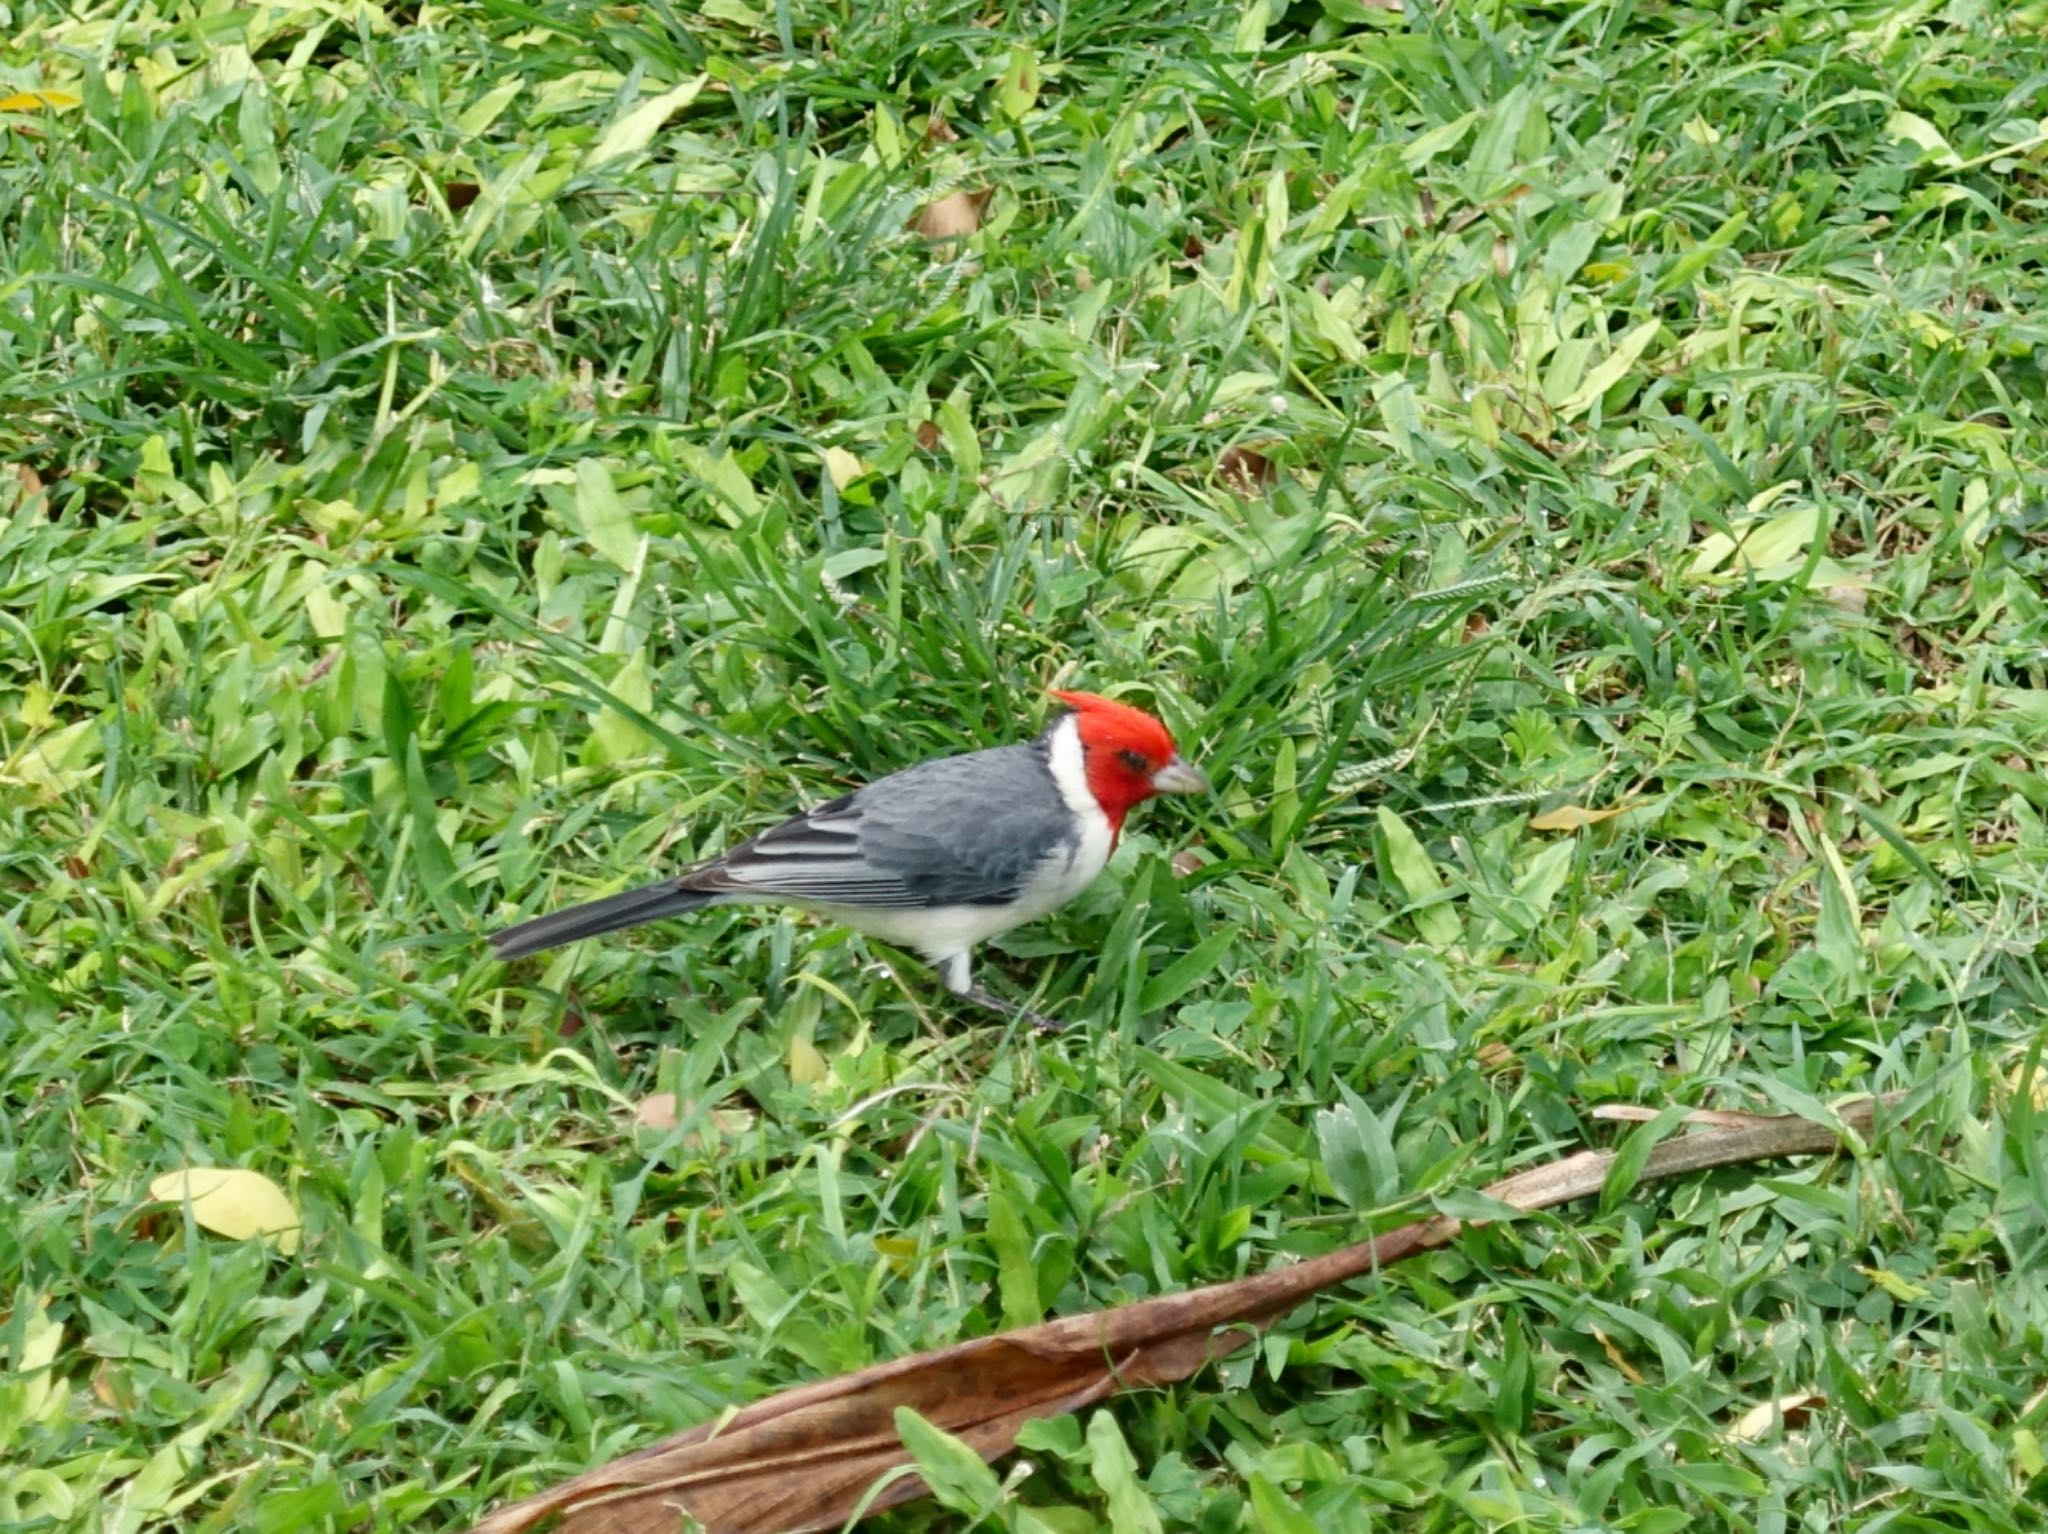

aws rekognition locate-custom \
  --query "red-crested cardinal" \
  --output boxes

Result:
[488,690,1208,1029]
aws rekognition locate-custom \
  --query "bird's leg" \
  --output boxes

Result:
[962,984,1066,1034]
[936,951,1065,1033]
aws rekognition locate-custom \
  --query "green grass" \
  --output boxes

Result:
[4,0,2048,1529]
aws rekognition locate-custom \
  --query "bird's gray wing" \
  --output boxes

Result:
[683,743,1076,909]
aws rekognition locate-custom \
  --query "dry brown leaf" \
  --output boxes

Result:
[1728,1391,1823,1441]
[14,464,44,500]
[1589,1325,1646,1384]
[632,1094,753,1145]
[1474,1041,1519,1074]
[913,421,942,452]
[92,1362,130,1412]
[468,1097,1899,1534]
[913,189,987,242]
[1823,582,1868,614]
[1169,848,1203,879]
[634,1093,680,1131]
[1217,443,1278,496]
[1527,801,1636,833]
[1592,1103,1776,1130]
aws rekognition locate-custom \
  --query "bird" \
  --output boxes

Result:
[488,690,1209,1030]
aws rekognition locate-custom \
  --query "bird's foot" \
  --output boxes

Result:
[962,984,1066,1034]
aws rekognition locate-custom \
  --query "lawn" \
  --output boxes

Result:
[4,0,2047,1530]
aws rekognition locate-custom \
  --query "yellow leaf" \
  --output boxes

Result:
[1589,1325,1645,1385]
[821,446,867,489]
[0,89,81,112]
[15,1301,65,1425]
[1558,317,1662,419]
[1528,801,1635,832]
[1687,503,1822,581]
[3,718,102,796]
[1727,1391,1823,1441]
[874,1235,921,1275]
[789,1036,828,1085]
[582,75,707,169]
[149,1167,301,1255]
[1885,110,1961,168]
[995,43,1040,120]
[1856,1264,1930,1303]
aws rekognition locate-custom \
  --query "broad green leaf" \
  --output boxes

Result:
[985,1178,1041,1329]
[1086,1410,1164,1534]
[1504,837,1576,934]
[1248,1472,1318,1534]
[1376,807,1460,948]
[1372,373,1422,460]
[1599,1103,1692,1215]
[677,444,760,526]
[1135,1050,1309,1160]
[1138,927,1234,1014]
[822,546,887,581]
[1815,836,1864,988]
[1653,209,1747,293]
[1314,1085,1396,1209]
[1314,1100,1373,1210]
[571,458,640,570]
[895,1408,1004,1515]
[405,739,468,925]
[1233,0,1272,53]
[9,1300,66,1426]
[1400,110,1478,169]
[1268,734,1299,847]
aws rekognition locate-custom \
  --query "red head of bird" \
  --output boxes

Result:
[1049,689,1209,832]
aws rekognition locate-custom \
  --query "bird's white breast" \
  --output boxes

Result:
[1021,710,1116,913]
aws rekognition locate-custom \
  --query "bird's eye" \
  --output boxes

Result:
[1117,748,1150,772]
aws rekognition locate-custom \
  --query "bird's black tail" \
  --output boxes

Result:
[488,881,717,960]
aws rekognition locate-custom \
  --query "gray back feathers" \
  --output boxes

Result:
[684,741,1078,909]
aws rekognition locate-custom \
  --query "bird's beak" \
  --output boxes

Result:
[1150,756,1210,795]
